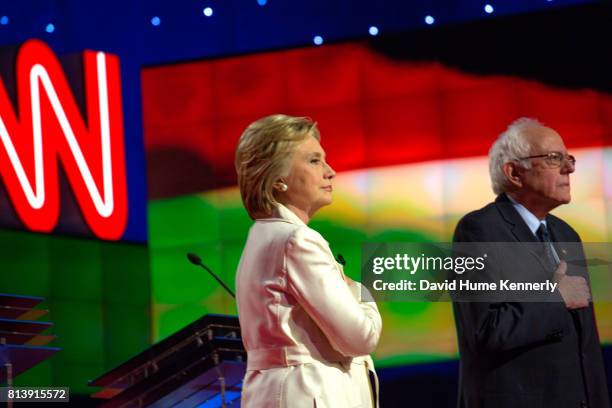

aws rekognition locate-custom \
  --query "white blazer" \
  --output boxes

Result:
[236,204,382,408]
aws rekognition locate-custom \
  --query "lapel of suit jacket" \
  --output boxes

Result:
[547,216,588,283]
[544,215,574,266]
[494,194,539,243]
[495,194,553,277]
[544,215,563,262]
[546,215,588,332]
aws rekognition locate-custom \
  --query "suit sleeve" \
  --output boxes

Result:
[347,278,382,339]
[453,215,570,353]
[285,227,382,357]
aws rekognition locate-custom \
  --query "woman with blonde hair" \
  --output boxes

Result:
[235,114,382,408]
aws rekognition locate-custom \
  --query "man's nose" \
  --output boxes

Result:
[561,158,575,174]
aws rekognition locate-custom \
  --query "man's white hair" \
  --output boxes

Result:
[488,117,543,195]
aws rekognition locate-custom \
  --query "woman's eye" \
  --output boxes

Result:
[310,159,320,164]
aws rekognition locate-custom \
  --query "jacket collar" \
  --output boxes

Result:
[495,193,540,243]
[506,194,547,237]
[267,203,308,227]
[496,193,562,242]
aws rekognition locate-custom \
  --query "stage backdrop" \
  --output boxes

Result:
[142,42,612,367]
[0,41,150,393]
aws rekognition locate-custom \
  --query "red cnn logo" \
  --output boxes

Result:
[0,40,128,240]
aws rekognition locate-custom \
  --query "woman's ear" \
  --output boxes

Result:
[502,162,523,189]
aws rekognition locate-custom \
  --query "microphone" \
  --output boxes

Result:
[186,252,236,299]
[336,253,346,266]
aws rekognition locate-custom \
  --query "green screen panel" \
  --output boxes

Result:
[47,300,104,365]
[101,242,150,306]
[373,302,459,367]
[0,230,151,394]
[0,229,50,295]
[151,243,222,305]
[215,188,252,243]
[102,303,152,368]
[50,362,105,395]
[148,194,222,248]
[153,300,234,341]
[13,361,53,388]
[49,236,102,302]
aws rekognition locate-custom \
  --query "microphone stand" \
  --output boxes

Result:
[186,253,235,299]
[186,253,236,407]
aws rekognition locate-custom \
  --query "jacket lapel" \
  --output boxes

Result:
[494,194,539,243]
[545,216,565,261]
[546,216,587,332]
[495,194,552,277]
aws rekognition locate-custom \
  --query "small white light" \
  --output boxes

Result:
[484,4,494,13]
[257,0,267,5]
[313,35,323,46]
[0,16,8,25]
[45,23,55,33]
[368,26,379,36]
[151,16,161,26]
[203,7,213,17]
[425,15,435,25]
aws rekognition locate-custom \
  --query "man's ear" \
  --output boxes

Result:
[502,162,523,189]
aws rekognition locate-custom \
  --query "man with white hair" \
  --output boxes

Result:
[452,118,610,408]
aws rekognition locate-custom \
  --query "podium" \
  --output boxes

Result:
[0,293,60,385]
[90,314,246,407]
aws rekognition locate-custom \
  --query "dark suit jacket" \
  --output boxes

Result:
[452,194,610,408]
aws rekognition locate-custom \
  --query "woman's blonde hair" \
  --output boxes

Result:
[235,114,320,219]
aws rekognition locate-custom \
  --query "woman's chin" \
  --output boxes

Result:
[311,200,333,216]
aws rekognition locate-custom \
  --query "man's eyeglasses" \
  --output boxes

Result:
[517,151,576,168]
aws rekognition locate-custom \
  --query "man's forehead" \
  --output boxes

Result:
[525,125,565,150]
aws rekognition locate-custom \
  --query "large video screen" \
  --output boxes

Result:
[142,42,612,367]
